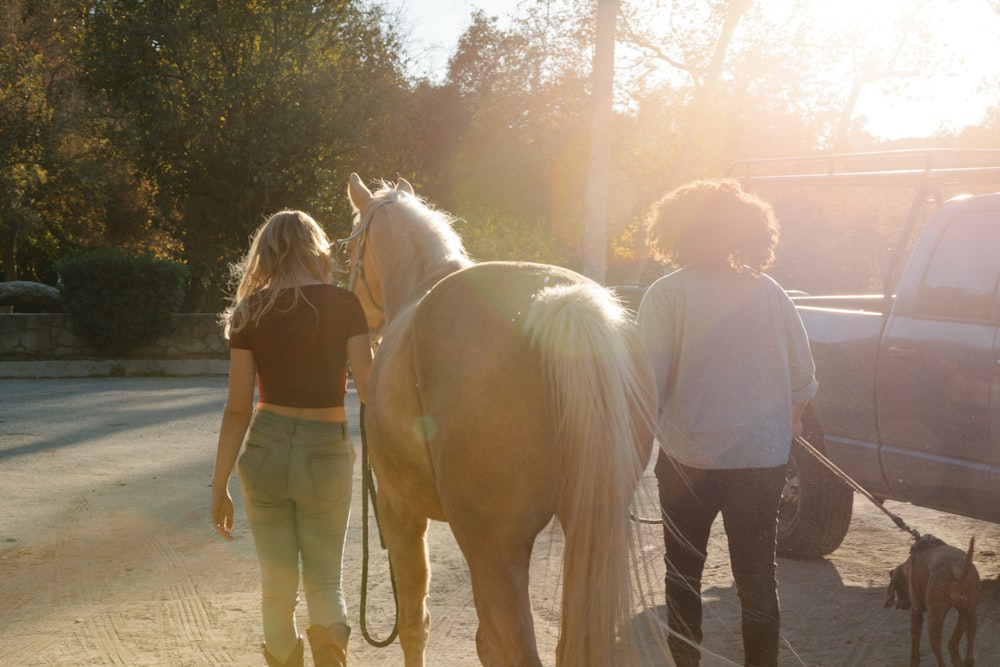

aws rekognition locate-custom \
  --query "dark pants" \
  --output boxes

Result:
[654,449,786,667]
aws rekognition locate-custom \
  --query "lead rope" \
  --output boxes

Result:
[792,435,921,540]
[358,403,400,647]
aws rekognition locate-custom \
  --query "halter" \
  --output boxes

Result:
[337,196,396,316]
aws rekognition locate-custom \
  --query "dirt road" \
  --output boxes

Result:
[1,376,997,666]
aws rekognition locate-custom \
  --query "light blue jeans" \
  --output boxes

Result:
[237,410,355,655]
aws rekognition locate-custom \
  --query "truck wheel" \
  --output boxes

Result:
[776,437,853,558]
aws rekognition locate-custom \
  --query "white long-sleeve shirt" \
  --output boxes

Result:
[637,266,818,469]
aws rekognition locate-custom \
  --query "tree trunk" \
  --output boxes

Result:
[581,0,618,283]
[2,228,18,282]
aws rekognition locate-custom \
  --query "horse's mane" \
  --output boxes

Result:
[366,182,471,267]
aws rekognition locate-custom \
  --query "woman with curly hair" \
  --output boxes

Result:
[211,210,372,667]
[637,180,818,667]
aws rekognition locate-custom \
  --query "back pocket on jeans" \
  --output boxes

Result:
[237,443,270,487]
[308,448,353,503]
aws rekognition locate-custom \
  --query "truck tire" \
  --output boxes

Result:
[776,436,853,558]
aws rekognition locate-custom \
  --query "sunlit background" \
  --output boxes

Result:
[397,0,1000,140]
[2,0,999,307]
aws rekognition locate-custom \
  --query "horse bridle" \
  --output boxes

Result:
[338,197,396,316]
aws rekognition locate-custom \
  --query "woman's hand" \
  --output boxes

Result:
[792,402,807,440]
[211,487,235,540]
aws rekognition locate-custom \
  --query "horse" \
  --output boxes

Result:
[343,173,659,666]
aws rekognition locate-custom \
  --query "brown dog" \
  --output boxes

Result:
[885,534,980,667]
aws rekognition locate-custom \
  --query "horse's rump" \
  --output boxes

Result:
[407,261,590,523]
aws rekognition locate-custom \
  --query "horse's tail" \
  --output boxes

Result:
[524,282,657,667]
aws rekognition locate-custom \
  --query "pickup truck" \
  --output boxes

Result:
[728,150,1000,558]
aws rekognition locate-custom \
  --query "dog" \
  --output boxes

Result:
[885,534,980,667]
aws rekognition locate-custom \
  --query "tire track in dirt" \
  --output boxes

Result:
[0,497,233,666]
[72,613,134,666]
[140,529,229,665]
[49,503,143,667]
[0,492,101,664]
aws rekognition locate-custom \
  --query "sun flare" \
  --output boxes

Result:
[804,0,999,137]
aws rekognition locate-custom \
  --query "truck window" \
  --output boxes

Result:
[913,210,1000,322]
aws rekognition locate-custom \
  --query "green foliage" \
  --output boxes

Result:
[77,0,413,310]
[0,0,161,284]
[0,19,52,281]
[440,8,595,255]
[57,248,188,356]
[454,204,576,267]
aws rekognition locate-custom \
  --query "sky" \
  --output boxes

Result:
[390,0,1000,141]
[392,0,516,82]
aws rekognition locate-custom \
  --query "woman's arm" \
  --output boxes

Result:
[210,348,255,540]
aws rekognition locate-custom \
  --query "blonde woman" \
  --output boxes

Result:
[211,210,372,667]
[637,180,817,667]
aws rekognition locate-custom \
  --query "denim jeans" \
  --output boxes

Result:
[237,410,355,654]
[655,449,785,667]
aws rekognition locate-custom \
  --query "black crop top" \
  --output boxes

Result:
[228,284,368,408]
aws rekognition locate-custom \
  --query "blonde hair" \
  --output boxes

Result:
[645,179,779,272]
[221,210,335,338]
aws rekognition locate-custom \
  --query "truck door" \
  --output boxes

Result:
[877,206,1000,521]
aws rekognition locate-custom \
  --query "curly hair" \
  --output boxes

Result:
[645,179,780,272]
[221,210,336,338]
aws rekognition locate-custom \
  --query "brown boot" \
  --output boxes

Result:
[263,638,304,667]
[306,623,350,667]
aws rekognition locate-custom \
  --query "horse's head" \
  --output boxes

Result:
[343,173,471,334]
[342,174,415,333]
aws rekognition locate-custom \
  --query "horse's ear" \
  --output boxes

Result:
[348,173,373,212]
[395,177,415,195]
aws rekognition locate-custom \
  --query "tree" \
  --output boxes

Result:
[615,0,958,173]
[618,0,762,182]
[0,0,166,286]
[78,0,411,309]
[0,2,53,281]
[436,5,598,267]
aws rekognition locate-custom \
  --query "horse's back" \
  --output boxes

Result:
[417,261,588,328]
[412,260,591,366]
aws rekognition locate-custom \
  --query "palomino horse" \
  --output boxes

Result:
[344,174,658,666]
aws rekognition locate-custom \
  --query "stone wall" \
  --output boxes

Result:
[0,313,227,360]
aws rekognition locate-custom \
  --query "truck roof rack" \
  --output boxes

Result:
[728,149,1000,297]
[727,149,1000,188]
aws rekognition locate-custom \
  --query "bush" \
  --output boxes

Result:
[57,248,188,356]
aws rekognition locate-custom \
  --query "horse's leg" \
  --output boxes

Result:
[437,444,552,664]
[452,523,543,667]
[429,411,553,666]
[377,491,432,667]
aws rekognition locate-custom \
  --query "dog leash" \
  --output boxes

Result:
[793,436,921,540]
[630,436,923,541]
